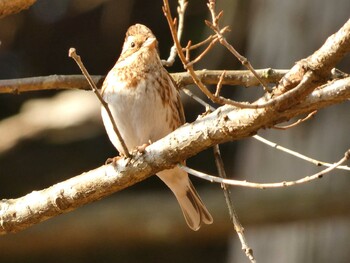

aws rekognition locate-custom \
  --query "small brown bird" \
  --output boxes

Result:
[101,24,213,230]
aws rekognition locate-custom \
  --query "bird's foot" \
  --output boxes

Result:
[136,141,152,154]
[105,155,123,165]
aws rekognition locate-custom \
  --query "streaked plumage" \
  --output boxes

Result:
[101,24,213,230]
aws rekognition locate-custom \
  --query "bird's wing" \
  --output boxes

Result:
[168,73,186,125]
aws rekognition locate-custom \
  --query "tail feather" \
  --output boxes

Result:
[157,167,213,231]
[179,180,213,230]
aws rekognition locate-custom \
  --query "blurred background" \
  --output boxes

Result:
[0,0,349,262]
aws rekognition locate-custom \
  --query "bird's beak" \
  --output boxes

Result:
[143,37,157,49]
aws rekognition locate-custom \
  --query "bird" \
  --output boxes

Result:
[100,23,213,231]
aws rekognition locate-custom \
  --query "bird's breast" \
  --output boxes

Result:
[101,76,173,152]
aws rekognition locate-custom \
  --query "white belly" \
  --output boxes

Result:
[101,78,172,154]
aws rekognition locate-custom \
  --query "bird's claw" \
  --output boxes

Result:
[136,143,149,154]
[105,155,123,166]
[136,141,151,153]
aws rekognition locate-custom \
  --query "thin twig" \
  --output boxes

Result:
[185,41,191,61]
[186,90,249,252]
[253,135,350,171]
[251,70,316,109]
[186,38,219,67]
[215,70,226,97]
[162,0,266,109]
[68,48,130,158]
[183,34,217,50]
[181,148,350,189]
[273,110,317,130]
[162,0,188,67]
[164,0,307,110]
[193,89,255,261]
[213,145,256,263]
[206,0,269,92]
[3,67,345,94]
[182,81,350,179]
[182,88,212,108]
[182,88,350,172]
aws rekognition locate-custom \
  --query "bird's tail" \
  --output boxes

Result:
[157,166,213,231]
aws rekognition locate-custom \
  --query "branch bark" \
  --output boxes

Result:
[0,68,345,95]
[0,69,287,94]
[1,76,349,234]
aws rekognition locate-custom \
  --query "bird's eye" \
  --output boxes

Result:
[130,42,136,48]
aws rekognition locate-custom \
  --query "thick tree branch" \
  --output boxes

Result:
[1,77,349,235]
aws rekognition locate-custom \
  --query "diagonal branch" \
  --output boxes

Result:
[68,48,130,157]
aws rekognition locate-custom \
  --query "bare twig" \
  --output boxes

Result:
[191,82,255,262]
[252,135,350,171]
[184,34,217,51]
[206,0,269,92]
[164,3,256,255]
[162,0,188,67]
[213,145,256,263]
[164,0,327,110]
[0,69,290,94]
[68,48,130,158]
[214,70,226,97]
[0,75,105,94]
[182,148,350,189]
[172,3,350,113]
[184,41,191,61]
[252,70,316,109]
[1,68,346,95]
[273,110,317,130]
[185,37,219,67]
[182,88,350,172]
[162,0,268,109]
